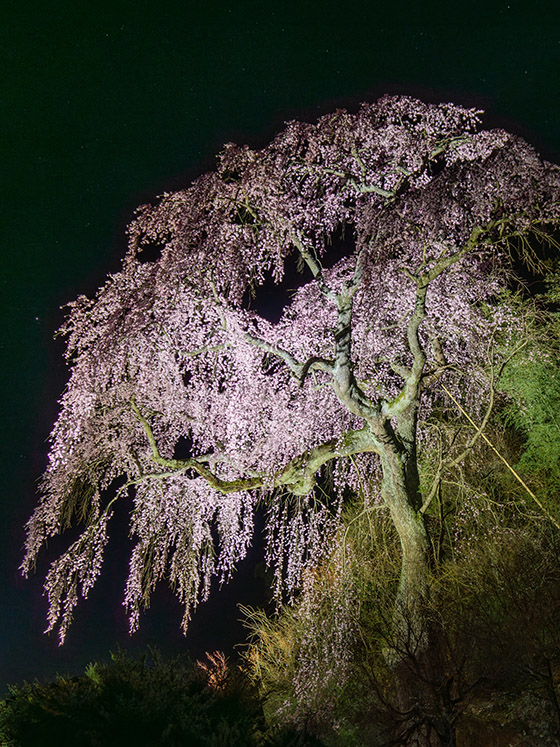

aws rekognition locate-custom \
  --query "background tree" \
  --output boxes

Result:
[22,96,560,673]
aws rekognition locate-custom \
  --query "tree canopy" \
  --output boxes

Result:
[22,95,560,644]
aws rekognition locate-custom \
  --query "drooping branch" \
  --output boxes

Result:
[130,397,377,496]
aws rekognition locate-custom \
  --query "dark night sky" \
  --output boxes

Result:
[2,0,559,694]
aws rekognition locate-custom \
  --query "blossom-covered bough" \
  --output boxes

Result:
[22,96,560,647]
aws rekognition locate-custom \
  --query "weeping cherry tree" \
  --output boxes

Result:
[22,96,560,649]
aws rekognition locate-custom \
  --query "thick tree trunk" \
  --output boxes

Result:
[379,446,456,746]
[380,446,430,631]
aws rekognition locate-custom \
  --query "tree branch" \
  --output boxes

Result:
[130,398,377,496]
[290,233,336,302]
[331,262,379,421]
[382,225,488,421]
[241,330,333,382]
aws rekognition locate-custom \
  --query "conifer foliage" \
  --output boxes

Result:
[22,96,560,643]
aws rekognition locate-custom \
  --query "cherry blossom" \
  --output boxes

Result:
[22,96,560,643]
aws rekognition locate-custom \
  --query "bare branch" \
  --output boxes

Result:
[390,361,412,381]
[183,343,228,358]
[298,355,334,386]
[241,329,333,383]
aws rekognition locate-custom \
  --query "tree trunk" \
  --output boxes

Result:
[379,446,457,746]
[380,446,430,636]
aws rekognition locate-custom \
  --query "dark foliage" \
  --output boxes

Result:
[0,649,266,747]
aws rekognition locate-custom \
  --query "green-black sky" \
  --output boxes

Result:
[1,0,559,693]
